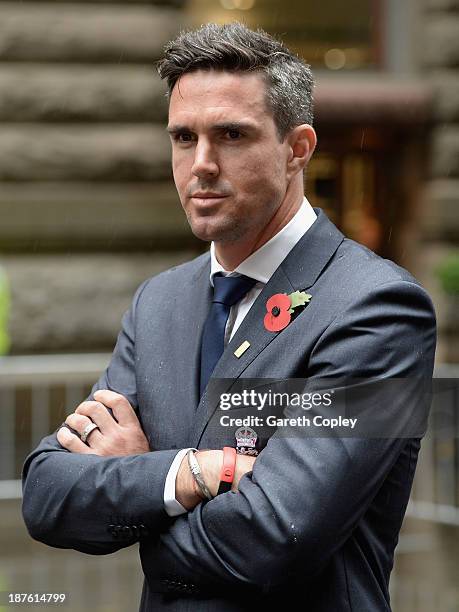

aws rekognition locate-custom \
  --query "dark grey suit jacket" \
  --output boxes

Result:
[22,209,436,611]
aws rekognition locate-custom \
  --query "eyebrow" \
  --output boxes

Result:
[166,121,258,134]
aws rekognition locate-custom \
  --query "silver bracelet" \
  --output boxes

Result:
[187,450,213,501]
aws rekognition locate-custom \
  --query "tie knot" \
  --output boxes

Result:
[212,273,257,307]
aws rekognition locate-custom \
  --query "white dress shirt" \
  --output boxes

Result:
[163,197,317,516]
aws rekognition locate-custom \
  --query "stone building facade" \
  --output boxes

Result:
[0,0,195,353]
[0,0,458,362]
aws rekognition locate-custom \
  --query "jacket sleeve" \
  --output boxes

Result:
[142,280,437,589]
[21,279,179,555]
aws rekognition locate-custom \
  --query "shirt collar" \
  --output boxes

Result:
[209,196,317,285]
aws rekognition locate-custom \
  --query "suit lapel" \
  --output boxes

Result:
[177,254,212,415]
[190,208,344,446]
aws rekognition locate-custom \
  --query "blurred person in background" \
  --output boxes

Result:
[22,23,436,611]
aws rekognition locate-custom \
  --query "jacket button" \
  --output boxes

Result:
[122,526,132,538]
[139,524,149,537]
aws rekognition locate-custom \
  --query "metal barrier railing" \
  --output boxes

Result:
[0,353,110,482]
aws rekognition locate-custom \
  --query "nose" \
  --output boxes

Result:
[191,139,219,179]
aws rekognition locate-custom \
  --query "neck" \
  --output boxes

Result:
[214,184,304,271]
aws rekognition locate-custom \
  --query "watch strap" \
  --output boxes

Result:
[217,446,237,495]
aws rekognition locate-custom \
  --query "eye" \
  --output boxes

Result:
[174,132,194,143]
[226,129,242,140]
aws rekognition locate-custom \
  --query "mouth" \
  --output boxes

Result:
[190,193,229,206]
[191,192,227,199]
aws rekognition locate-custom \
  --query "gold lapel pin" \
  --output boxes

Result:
[234,341,251,358]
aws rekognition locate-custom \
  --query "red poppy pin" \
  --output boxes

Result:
[264,290,312,332]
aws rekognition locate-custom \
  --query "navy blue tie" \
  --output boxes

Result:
[200,273,257,397]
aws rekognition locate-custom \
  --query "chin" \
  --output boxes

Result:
[190,221,244,244]
[187,220,217,243]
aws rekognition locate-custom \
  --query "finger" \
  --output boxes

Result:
[57,427,94,454]
[65,414,103,446]
[93,390,139,427]
[75,401,117,433]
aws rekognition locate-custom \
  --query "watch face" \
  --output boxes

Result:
[235,426,258,449]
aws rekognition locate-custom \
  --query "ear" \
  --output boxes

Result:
[285,124,317,180]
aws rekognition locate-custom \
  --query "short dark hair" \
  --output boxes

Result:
[157,22,314,140]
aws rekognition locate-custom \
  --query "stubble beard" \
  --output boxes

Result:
[186,208,248,244]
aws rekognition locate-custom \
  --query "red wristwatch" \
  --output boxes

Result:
[217,447,237,495]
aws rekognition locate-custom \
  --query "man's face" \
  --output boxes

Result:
[167,70,293,245]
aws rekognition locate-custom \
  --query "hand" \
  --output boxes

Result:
[56,389,150,456]
[176,450,256,510]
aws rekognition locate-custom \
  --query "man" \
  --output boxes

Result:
[22,23,436,611]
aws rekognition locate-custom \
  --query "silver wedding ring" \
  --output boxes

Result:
[80,422,99,444]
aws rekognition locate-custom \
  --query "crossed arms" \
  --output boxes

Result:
[55,388,255,509]
[22,277,436,590]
